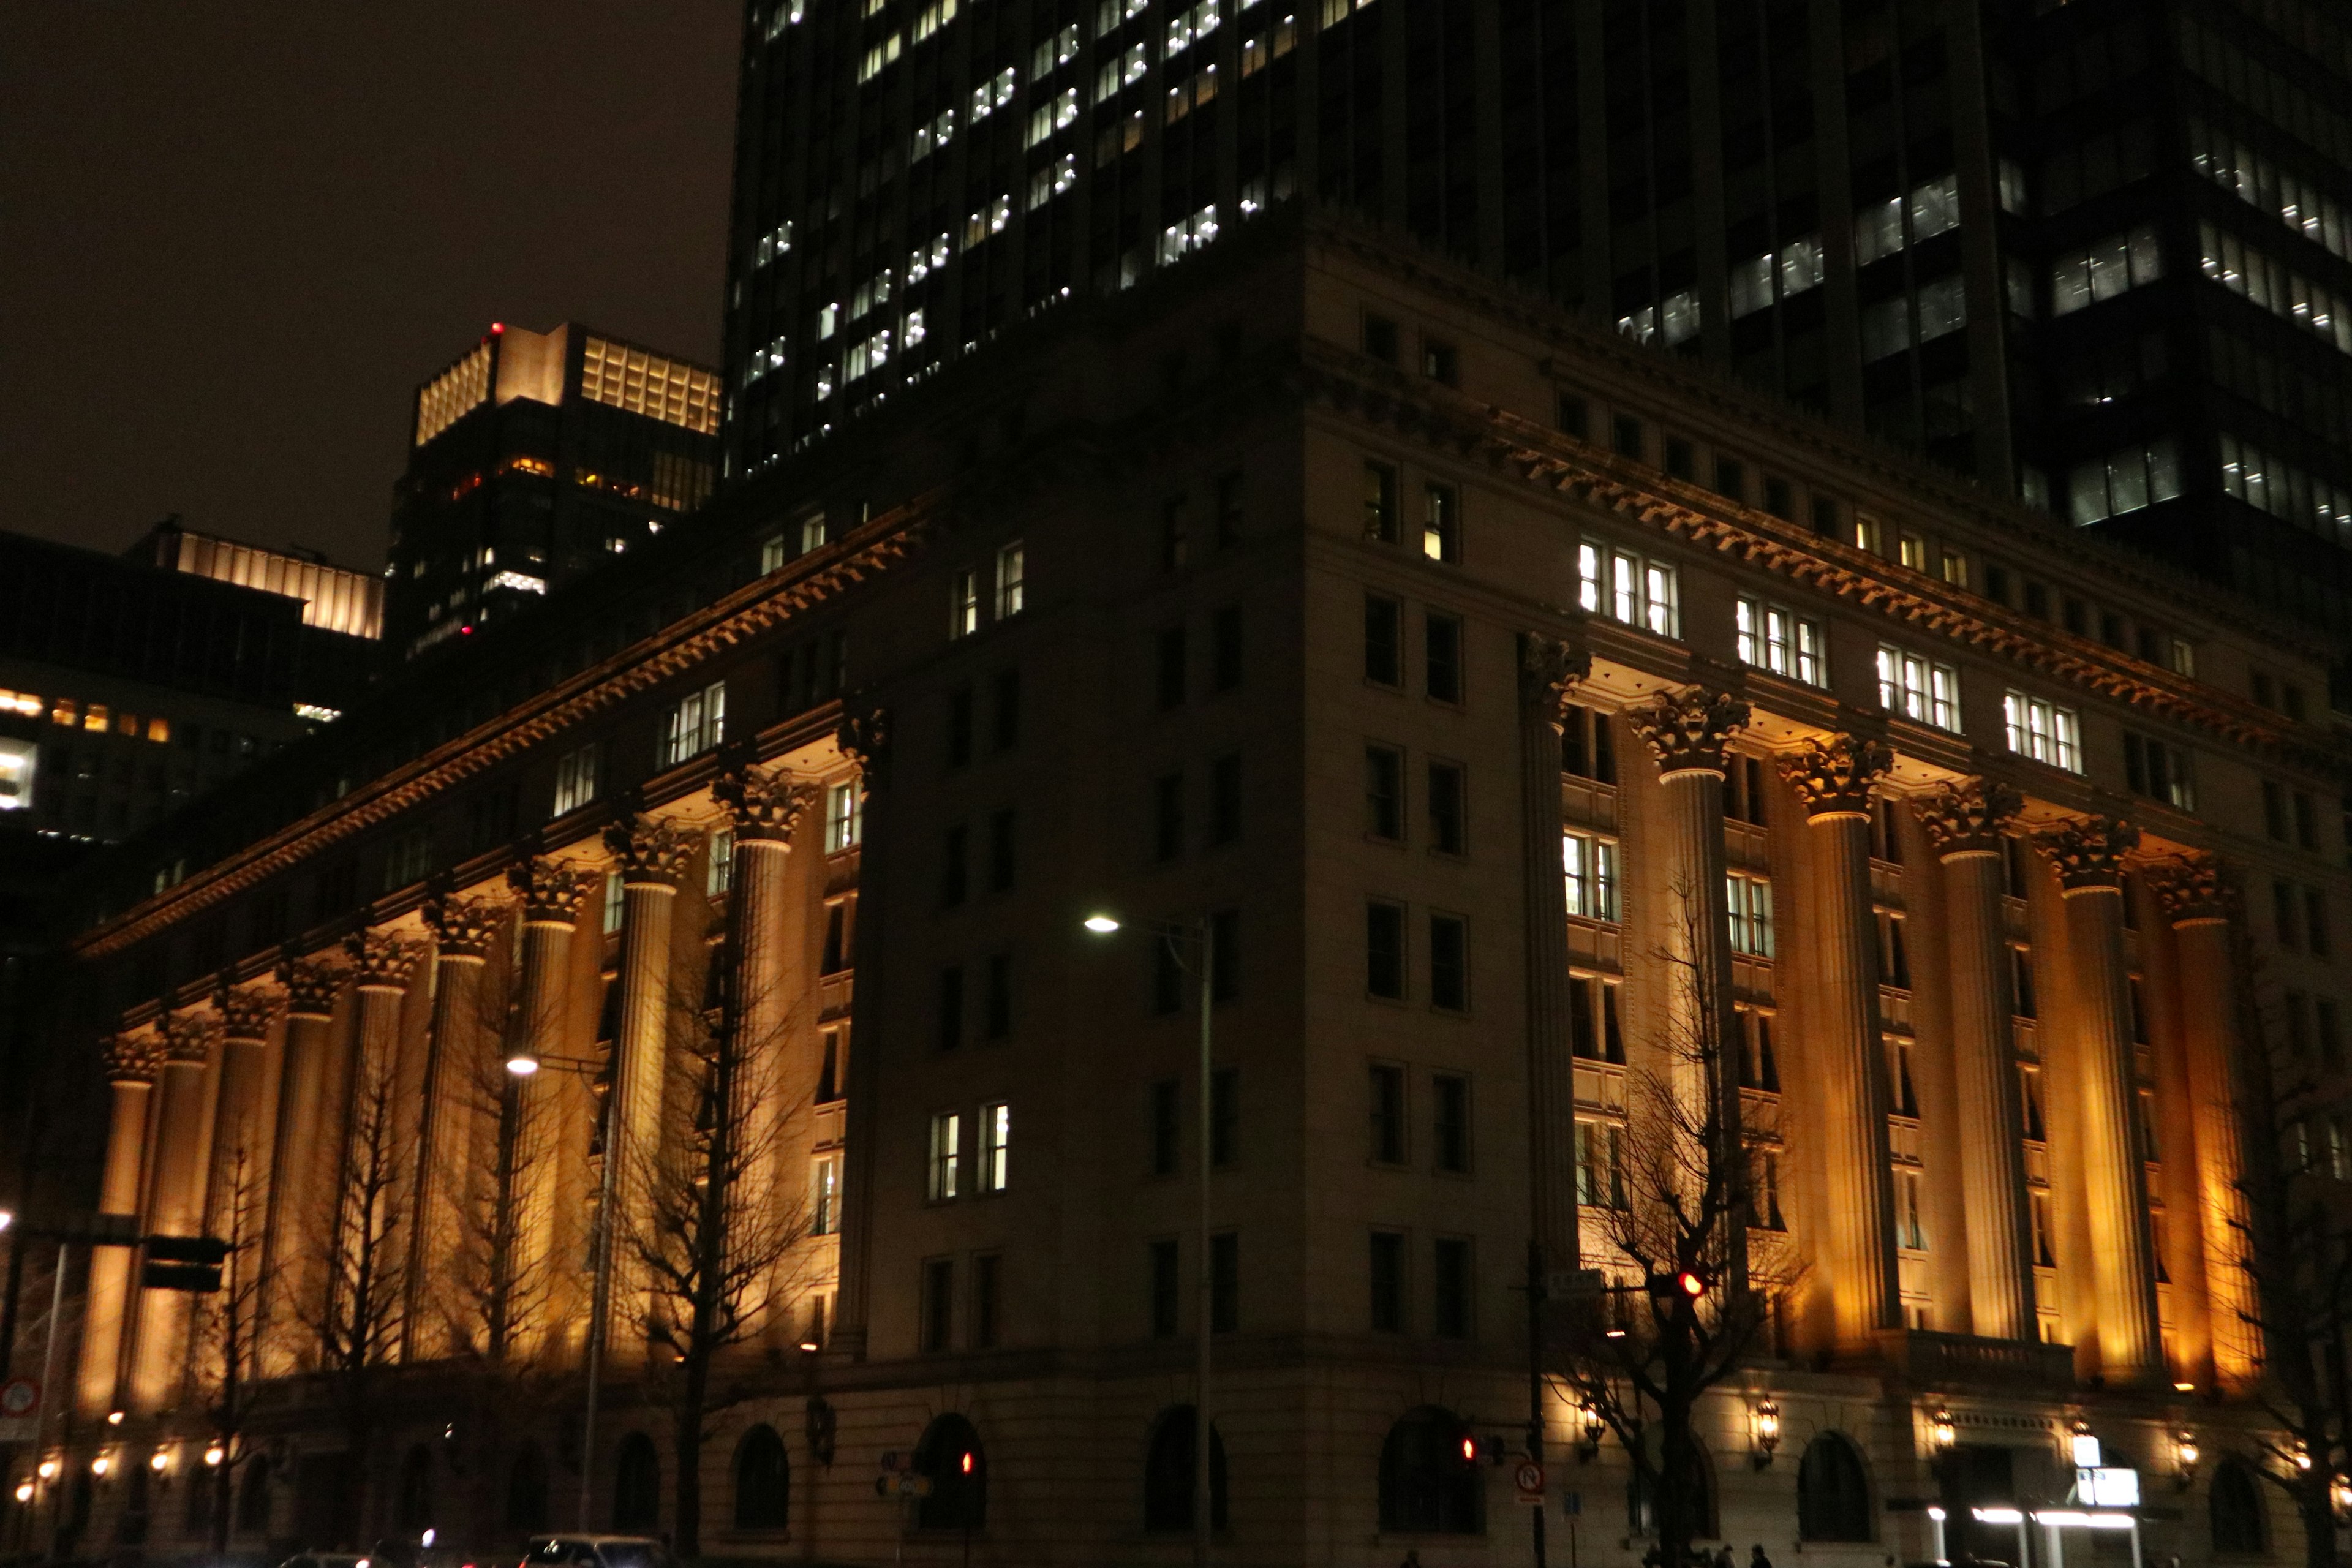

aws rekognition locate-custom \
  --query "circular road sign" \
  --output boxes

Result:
[0,1378,38,1417]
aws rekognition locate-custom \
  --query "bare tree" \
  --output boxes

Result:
[187,1142,270,1551]
[1549,888,1796,1568]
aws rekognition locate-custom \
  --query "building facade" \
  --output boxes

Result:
[16,220,2343,1565]
[387,323,723,658]
[720,0,2352,654]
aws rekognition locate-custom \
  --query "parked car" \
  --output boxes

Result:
[520,1537,677,1568]
[277,1553,370,1568]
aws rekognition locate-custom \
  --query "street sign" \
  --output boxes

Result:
[1563,1490,1583,1517]
[1515,1460,1547,1506]
[0,1378,37,1417]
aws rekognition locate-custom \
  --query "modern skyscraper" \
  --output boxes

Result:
[388,322,723,658]
[720,0,2352,660]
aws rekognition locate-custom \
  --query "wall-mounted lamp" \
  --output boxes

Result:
[1577,1399,1604,1462]
[2294,1442,2315,1473]
[104,1409,124,1427]
[35,1458,58,1482]
[1752,1399,1782,1469]
[12,1479,34,1504]
[203,1444,225,1468]
[1931,1408,1958,1454]
[2173,1430,2201,1491]
[2068,1420,2101,1469]
[2331,1474,2351,1521]
[89,1454,111,1479]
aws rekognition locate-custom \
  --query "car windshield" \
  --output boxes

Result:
[600,1547,676,1568]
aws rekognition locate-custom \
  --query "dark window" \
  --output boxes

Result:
[1366,745,1404,839]
[1210,1231,1238,1332]
[1561,704,1615,783]
[984,954,1012,1039]
[1557,391,1590,439]
[1423,483,1461,563]
[1423,339,1459,384]
[1153,937,1184,1014]
[1664,437,1695,480]
[1212,605,1243,692]
[1365,595,1403,684]
[1214,472,1243,547]
[1433,1237,1471,1338]
[1797,1433,1874,1542]
[1150,1239,1180,1336]
[1811,495,1839,536]
[1370,1062,1407,1163]
[1429,913,1468,1010]
[978,812,1012,895]
[1364,313,1400,363]
[1211,1066,1238,1166]
[1209,908,1238,1002]
[937,966,964,1051]
[1714,456,1746,500]
[941,824,969,907]
[734,1427,790,1530]
[1155,771,1184,860]
[920,1259,955,1351]
[2011,949,2037,1019]
[1378,1407,1483,1533]
[1370,1231,1406,1331]
[1367,902,1406,998]
[1156,625,1188,708]
[613,1433,660,1531]
[948,687,974,767]
[1433,1074,1470,1172]
[1150,1079,1180,1176]
[973,1254,1001,1348]
[1764,477,1793,519]
[992,668,1021,750]
[913,1414,986,1529]
[1425,611,1463,702]
[1210,753,1242,845]
[1427,762,1465,854]
[1161,496,1189,571]
[1612,413,1644,460]
[821,902,848,974]
[2274,879,2301,950]
[2211,1460,2266,1553]
[2309,888,2332,957]
[1365,462,1400,543]
[1143,1407,1229,1532]
[817,1031,842,1102]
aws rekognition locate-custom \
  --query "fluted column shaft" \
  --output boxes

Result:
[207,995,279,1238]
[409,899,501,1359]
[76,1042,157,1415]
[2045,820,2163,1384]
[129,1023,217,1411]
[604,818,696,1349]
[1922,783,2037,1341]
[829,709,889,1357]
[262,977,339,1374]
[1784,736,1899,1347]
[1518,637,1586,1278]
[510,859,590,1360]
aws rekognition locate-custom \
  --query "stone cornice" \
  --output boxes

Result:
[71,513,927,962]
[1294,340,2337,775]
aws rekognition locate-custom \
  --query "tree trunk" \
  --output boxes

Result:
[675,1349,711,1554]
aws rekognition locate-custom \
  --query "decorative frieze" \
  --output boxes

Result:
[714,766,818,845]
[1917,778,2024,859]
[1779,734,1893,820]
[605,816,700,889]
[508,858,594,925]
[424,894,505,961]
[216,986,283,1042]
[102,1031,166,1085]
[2150,851,2232,927]
[1518,634,1591,733]
[345,929,424,990]
[2036,816,2141,894]
[281,956,344,1019]
[1632,686,1749,778]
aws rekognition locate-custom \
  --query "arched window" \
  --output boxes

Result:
[612,1433,661,1531]
[505,1445,549,1532]
[1797,1433,1873,1542]
[396,1444,435,1532]
[734,1425,791,1531]
[1142,1406,1230,1533]
[238,1457,273,1534]
[913,1414,986,1530]
[1378,1406,1483,1536]
[1628,1434,1717,1541]
[183,1453,213,1532]
[2210,1460,2266,1554]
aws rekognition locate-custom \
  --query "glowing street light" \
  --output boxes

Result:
[1082,913,1121,933]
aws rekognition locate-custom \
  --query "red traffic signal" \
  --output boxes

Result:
[1675,1269,1708,1299]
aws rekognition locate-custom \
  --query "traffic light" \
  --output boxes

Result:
[140,1235,229,1293]
[1675,1269,1708,1300]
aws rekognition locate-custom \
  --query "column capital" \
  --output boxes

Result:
[345,929,424,990]
[2036,816,2141,894]
[279,956,345,1019]
[1779,733,1893,820]
[604,814,699,889]
[1917,778,2024,858]
[714,765,819,845]
[1632,685,1749,778]
[424,893,505,960]
[2149,851,2233,927]
[508,857,594,924]
[215,986,283,1042]
[1518,633,1592,733]
[837,701,892,786]
[102,1031,166,1085]
[160,1011,220,1067]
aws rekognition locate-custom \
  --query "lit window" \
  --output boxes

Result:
[1734,597,1825,687]
[662,681,727,766]
[949,568,981,638]
[2002,692,2082,774]
[1875,644,1962,732]
[2069,439,2183,525]
[552,742,600,815]
[1577,542,1678,638]
[1896,1169,1927,1250]
[995,541,1026,619]
[707,827,736,896]
[1422,483,1459,564]
[826,781,864,853]
[2050,224,2163,316]
[600,872,625,933]
[82,703,110,733]
[812,1157,840,1235]
[1727,872,1775,957]
[1574,1120,1627,1209]
[1562,832,1619,923]
[2124,731,2198,810]
[981,1102,1011,1193]
[929,1111,963,1200]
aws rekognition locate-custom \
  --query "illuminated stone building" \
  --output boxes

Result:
[18,217,2343,1564]
[388,323,723,658]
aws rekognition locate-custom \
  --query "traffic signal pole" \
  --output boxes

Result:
[1526,1239,1548,1568]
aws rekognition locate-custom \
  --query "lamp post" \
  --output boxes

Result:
[507,1049,616,1531]
[1085,911,1215,1568]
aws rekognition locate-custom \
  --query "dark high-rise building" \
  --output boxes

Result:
[388,322,723,658]
[720,0,2352,663]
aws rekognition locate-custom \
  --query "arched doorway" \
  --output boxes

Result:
[238,1456,274,1536]
[734,1425,790,1530]
[612,1433,660,1531]
[1378,1406,1483,1534]
[1797,1432,1874,1542]
[1142,1406,1229,1532]
[2209,1460,2265,1554]
[396,1444,434,1533]
[1627,1431,1718,1541]
[913,1414,986,1531]
[505,1445,549,1532]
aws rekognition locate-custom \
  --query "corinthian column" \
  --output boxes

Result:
[208,984,282,1246]
[129,1011,221,1411]
[2152,854,2261,1386]
[507,858,593,1360]
[77,1032,162,1415]
[1918,780,2037,1341]
[1518,635,1589,1285]
[343,929,422,1358]
[1779,734,1901,1347]
[409,894,505,1358]
[716,766,818,1313]
[602,814,699,1344]
[831,704,889,1358]
[2039,816,2164,1384]
[262,957,343,1371]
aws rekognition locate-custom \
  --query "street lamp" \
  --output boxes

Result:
[1085,908,1215,1568]
[1752,1399,1782,1469]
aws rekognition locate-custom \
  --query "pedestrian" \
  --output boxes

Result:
[1752,1544,1774,1568]
[1718,1544,1736,1568]
[1400,1551,1422,1568]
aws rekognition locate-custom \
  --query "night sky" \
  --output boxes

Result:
[1,3,741,573]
